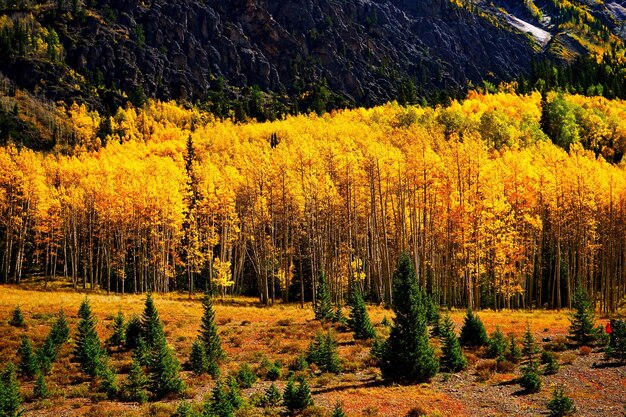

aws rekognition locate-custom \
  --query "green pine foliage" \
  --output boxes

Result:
[8,306,25,328]
[262,383,282,407]
[73,298,103,376]
[174,401,197,417]
[0,363,22,417]
[520,365,542,393]
[134,337,150,367]
[123,353,149,403]
[541,351,560,375]
[547,388,576,417]
[147,333,185,399]
[332,307,347,325]
[33,371,49,399]
[107,310,126,348]
[189,340,207,375]
[235,363,257,388]
[203,378,242,417]
[486,327,509,361]
[95,359,119,399]
[507,334,522,364]
[49,310,70,347]
[380,253,438,383]
[331,402,347,417]
[141,293,165,349]
[348,287,376,340]
[606,318,626,363]
[568,287,598,346]
[459,308,489,348]
[439,314,467,373]
[522,323,541,368]
[37,334,57,371]
[265,362,281,381]
[198,292,224,376]
[314,272,333,321]
[306,331,342,373]
[283,375,313,412]
[17,337,38,379]
[124,315,142,349]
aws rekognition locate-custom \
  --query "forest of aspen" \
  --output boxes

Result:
[2,86,626,416]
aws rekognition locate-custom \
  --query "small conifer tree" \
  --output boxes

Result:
[440,314,467,372]
[283,375,313,412]
[107,310,126,348]
[141,293,165,349]
[49,310,70,348]
[8,306,25,328]
[568,287,597,346]
[124,315,142,349]
[547,388,576,417]
[0,363,22,417]
[17,337,38,379]
[73,298,103,376]
[507,334,522,364]
[314,272,333,321]
[236,363,257,388]
[189,340,207,375]
[33,371,49,399]
[263,383,282,407]
[331,402,347,417]
[380,253,438,383]
[459,308,489,348]
[124,353,148,403]
[348,287,376,340]
[306,331,342,373]
[147,332,185,399]
[486,327,509,361]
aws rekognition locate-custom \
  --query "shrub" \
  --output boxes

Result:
[578,346,592,356]
[459,308,488,348]
[173,401,197,417]
[283,375,313,412]
[306,331,342,373]
[9,306,25,328]
[541,351,560,375]
[17,337,38,379]
[495,359,516,373]
[236,363,258,388]
[486,327,508,361]
[519,366,542,393]
[266,362,282,381]
[331,402,347,417]
[547,388,576,417]
[262,383,282,407]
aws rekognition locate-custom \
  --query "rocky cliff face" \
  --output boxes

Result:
[0,0,564,112]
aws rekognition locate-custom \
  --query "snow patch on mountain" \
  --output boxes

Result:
[505,15,552,47]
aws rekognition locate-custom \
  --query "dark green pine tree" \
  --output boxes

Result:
[141,293,165,349]
[49,310,70,348]
[439,314,467,373]
[124,353,148,403]
[331,402,347,417]
[145,297,184,399]
[36,337,55,375]
[189,340,207,375]
[263,383,282,407]
[459,308,489,348]
[522,322,541,369]
[283,375,313,412]
[348,286,376,340]
[380,253,439,383]
[95,359,119,399]
[17,337,38,379]
[124,315,142,350]
[73,298,103,376]
[33,371,49,399]
[174,401,196,417]
[0,363,22,417]
[107,310,126,348]
[203,379,234,417]
[8,306,25,328]
[198,292,224,369]
[568,287,597,346]
[226,376,243,410]
[486,327,509,361]
[314,272,333,321]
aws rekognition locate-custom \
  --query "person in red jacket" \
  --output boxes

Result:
[606,321,613,335]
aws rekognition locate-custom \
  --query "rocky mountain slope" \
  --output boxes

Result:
[0,0,623,115]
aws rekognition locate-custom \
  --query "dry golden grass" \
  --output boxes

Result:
[0,285,616,417]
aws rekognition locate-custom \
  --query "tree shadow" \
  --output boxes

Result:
[312,379,381,394]
[591,361,625,369]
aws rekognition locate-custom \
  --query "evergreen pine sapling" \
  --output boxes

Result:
[203,379,234,417]
[226,376,243,410]
[8,306,25,328]
[124,353,148,403]
[440,314,467,373]
[37,335,57,373]
[459,308,489,348]
[198,292,224,376]
[73,298,103,376]
[0,363,22,417]
[33,371,49,399]
[568,287,598,346]
[236,363,257,388]
[486,327,509,361]
[95,358,119,399]
[124,315,142,350]
[147,333,185,399]
[547,387,576,417]
[314,272,333,321]
[348,286,376,340]
[507,334,522,364]
[522,322,540,369]
[380,253,439,383]
[141,293,165,349]
[17,337,38,379]
[107,310,126,348]
[331,402,347,417]
[541,351,560,375]
[49,310,70,348]
[306,331,342,373]
[189,340,207,375]
[174,401,197,417]
[263,383,282,407]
